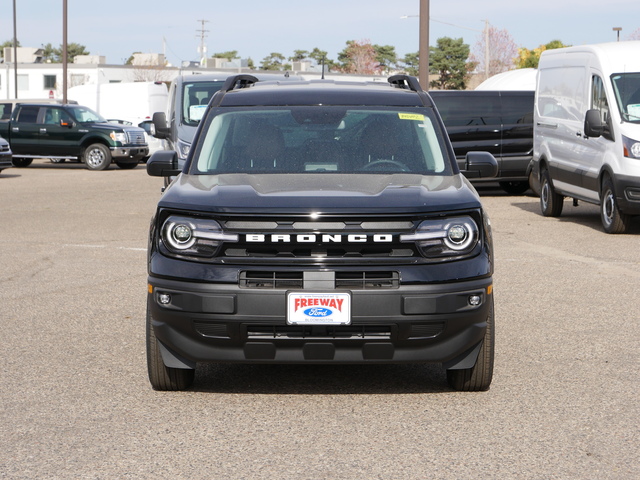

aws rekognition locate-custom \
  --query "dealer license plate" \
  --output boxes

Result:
[287,292,351,325]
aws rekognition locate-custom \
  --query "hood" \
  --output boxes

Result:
[88,122,143,132]
[158,173,482,215]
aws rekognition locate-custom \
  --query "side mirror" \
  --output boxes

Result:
[584,109,603,138]
[152,112,170,139]
[59,119,75,128]
[464,151,498,178]
[147,150,181,177]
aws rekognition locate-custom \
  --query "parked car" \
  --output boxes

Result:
[144,74,498,392]
[533,41,640,233]
[0,136,12,173]
[0,103,148,170]
[430,90,534,194]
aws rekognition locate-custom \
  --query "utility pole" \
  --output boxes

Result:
[419,0,430,90]
[63,0,68,103]
[196,19,209,67]
[12,0,18,98]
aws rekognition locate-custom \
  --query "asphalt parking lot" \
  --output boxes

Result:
[1,160,639,479]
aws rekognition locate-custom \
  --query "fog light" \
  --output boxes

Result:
[468,295,481,306]
[159,293,171,305]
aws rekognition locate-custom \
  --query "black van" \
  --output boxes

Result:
[430,90,534,194]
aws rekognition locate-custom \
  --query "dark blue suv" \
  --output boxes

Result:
[145,75,498,391]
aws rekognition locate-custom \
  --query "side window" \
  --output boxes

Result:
[15,106,40,123]
[44,107,59,124]
[0,103,11,121]
[500,95,534,125]
[591,75,610,124]
[433,94,500,127]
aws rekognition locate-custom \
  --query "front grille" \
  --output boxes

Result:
[125,129,146,145]
[246,325,393,340]
[220,217,419,259]
[335,271,399,289]
[240,271,304,289]
[194,323,229,338]
[409,323,444,339]
[239,271,399,289]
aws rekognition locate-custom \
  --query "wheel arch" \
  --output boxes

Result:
[598,165,616,199]
[80,134,112,152]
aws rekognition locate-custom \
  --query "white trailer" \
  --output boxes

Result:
[67,81,168,125]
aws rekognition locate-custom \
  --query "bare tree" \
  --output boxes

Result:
[337,40,380,75]
[470,25,518,77]
[627,28,640,40]
[130,55,172,82]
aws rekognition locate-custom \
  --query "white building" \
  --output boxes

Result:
[1,47,389,102]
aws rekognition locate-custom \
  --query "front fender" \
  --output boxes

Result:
[80,133,115,149]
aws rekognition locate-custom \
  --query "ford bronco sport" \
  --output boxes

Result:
[145,74,498,391]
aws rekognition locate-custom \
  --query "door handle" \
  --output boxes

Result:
[40,128,47,133]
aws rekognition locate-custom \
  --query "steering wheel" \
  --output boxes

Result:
[361,159,410,172]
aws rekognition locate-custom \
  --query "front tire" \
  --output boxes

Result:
[12,158,33,168]
[540,168,564,217]
[83,143,111,171]
[146,301,195,391]
[446,297,495,392]
[601,176,631,234]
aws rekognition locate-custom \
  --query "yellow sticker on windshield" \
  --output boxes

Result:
[398,113,425,121]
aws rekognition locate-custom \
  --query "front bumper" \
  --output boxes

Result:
[614,172,640,215]
[111,146,149,161]
[0,151,12,170]
[148,276,493,367]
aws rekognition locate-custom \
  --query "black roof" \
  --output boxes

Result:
[212,75,435,108]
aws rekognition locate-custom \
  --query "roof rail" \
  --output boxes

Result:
[220,74,260,93]
[388,75,423,92]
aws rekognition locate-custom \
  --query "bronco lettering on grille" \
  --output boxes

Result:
[245,234,393,243]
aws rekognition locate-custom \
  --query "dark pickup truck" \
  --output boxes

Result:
[0,103,148,170]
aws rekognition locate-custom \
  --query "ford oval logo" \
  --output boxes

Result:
[304,307,331,317]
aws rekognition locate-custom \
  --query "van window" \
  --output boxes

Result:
[434,94,500,126]
[591,75,610,125]
[611,73,640,123]
[537,67,586,121]
[501,95,534,124]
[182,80,226,126]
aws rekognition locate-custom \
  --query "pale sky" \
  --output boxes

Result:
[2,0,639,66]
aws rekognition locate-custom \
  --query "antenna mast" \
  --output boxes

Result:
[196,19,209,67]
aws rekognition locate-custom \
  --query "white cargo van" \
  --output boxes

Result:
[533,41,640,233]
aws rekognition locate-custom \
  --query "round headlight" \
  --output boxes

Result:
[631,141,640,158]
[447,225,468,244]
[444,221,476,251]
[164,220,196,250]
[172,224,192,244]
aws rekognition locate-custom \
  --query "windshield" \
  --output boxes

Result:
[182,80,226,126]
[68,106,107,123]
[611,73,640,123]
[190,106,452,175]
